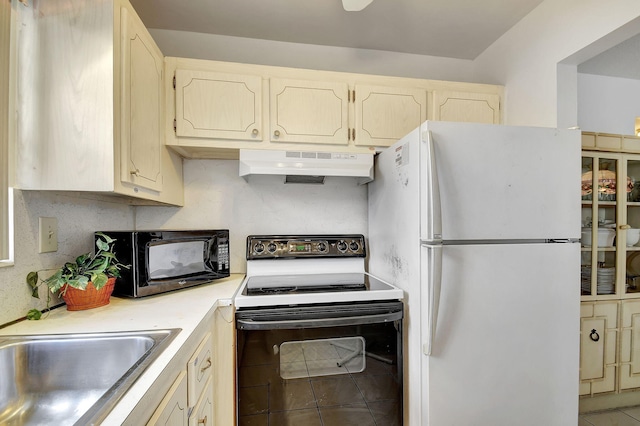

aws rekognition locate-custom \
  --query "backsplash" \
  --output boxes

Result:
[136,159,369,273]
[0,158,368,325]
[0,191,134,325]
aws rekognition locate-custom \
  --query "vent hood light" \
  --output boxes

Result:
[239,149,374,184]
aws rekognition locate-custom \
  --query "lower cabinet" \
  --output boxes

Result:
[580,300,640,410]
[147,333,215,426]
[620,300,640,389]
[579,301,618,396]
[190,378,214,426]
[147,371,189,425]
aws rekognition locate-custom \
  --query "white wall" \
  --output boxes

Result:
[473,0,640,127]
[578,73,640,134]
[0,191,134,325]
[135,159,368,273]
[150,29,478,83]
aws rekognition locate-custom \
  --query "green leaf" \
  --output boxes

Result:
[92,273,108,289]
[26,271,39,287]
[96,232,114,244]
[96,239,109,252]
[26,309,42,320]
[75,253,91,267]
[73,276,89,290]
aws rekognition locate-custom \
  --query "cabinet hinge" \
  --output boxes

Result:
[173,118,177,133]
[173,75,176,90]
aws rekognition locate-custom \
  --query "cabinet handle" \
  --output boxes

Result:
[198,415,208,425]
[252,128,259,136]
[590,329,600,342]
[274,130,281,137]
[130,169,140,176]
[200,357,212,372]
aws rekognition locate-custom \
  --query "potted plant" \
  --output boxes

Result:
[26,232,129,316]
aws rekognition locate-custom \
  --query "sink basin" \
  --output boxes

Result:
[0,328,180,425]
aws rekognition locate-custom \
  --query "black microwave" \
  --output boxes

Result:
[97,230,230,298]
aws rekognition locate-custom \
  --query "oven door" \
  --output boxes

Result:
[235,301,403,425]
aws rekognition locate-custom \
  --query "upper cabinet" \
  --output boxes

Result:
[174,69,263,141]
[164,57,503,158]
[14,0,183,206]
[120,6,163,192]
[432,90,500,124]
[353,85,426,147]
[269,78,349,145]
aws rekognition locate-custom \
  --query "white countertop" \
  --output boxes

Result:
[0,274,244,425]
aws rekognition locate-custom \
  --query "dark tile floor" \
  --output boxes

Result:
[237,333,402,426]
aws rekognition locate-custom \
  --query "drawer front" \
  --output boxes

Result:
[189,377,214,426]
[187,333,213,407]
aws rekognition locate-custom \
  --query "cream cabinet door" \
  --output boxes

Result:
[187,333,213,408]
[147,371,189,426]
[620,300,640,390]
[175,69,262,141]
[189,378,214,426]
[270,78,349,145]
[580,301,618,396]
[353,85,426,147]
[120,6,163,192]
[432,90,500,124]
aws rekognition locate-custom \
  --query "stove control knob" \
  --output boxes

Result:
[349,241,360,252]
[267,243,277,253]
[336,240,348,252]
[254,242,265,254]
[317,242,328,252]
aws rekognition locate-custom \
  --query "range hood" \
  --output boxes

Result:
[239,149,374,184]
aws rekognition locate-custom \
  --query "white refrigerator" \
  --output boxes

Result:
[368,121,581,426]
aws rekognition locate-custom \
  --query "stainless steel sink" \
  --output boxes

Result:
[0,328,180,426]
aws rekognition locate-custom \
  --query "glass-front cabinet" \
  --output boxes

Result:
[581,152,640,300]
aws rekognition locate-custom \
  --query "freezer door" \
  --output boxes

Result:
[421,242,579,426]
[420,121,581,241]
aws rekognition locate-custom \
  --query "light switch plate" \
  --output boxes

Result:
[38,217,58,253]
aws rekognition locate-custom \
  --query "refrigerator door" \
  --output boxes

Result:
[421,242,579,426]
[419,121,581,242]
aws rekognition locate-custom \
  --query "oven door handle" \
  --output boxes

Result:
[236,311,403,330]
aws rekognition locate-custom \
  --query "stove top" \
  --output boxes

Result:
[235,272,403,308]
[234,234,404,308]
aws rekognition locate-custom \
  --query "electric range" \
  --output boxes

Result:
[233,234,404,308]
[233,235,405,425]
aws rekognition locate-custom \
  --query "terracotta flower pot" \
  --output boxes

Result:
[60,277,116,311]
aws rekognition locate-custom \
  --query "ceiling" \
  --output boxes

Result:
[128,0,546,60]
[578,33,640,80]
[129,0,640,79]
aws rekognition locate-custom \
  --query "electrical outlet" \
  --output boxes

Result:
[38,217,58,253]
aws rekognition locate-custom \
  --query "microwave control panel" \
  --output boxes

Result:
[246,235,366,259]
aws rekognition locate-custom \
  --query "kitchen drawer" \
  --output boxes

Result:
[187,332,213,407]
[189,377,214,426]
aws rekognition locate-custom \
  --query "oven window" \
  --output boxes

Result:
[237,321,402,425]
[148,241,206,279]
[280,336,365,379]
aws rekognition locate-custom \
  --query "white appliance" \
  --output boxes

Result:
[368,121,581,426]
[233,235,405,425]
[239,149,374,184]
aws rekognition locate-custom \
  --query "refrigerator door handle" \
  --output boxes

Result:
[423,130,443,243]
[423,243,443,356]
